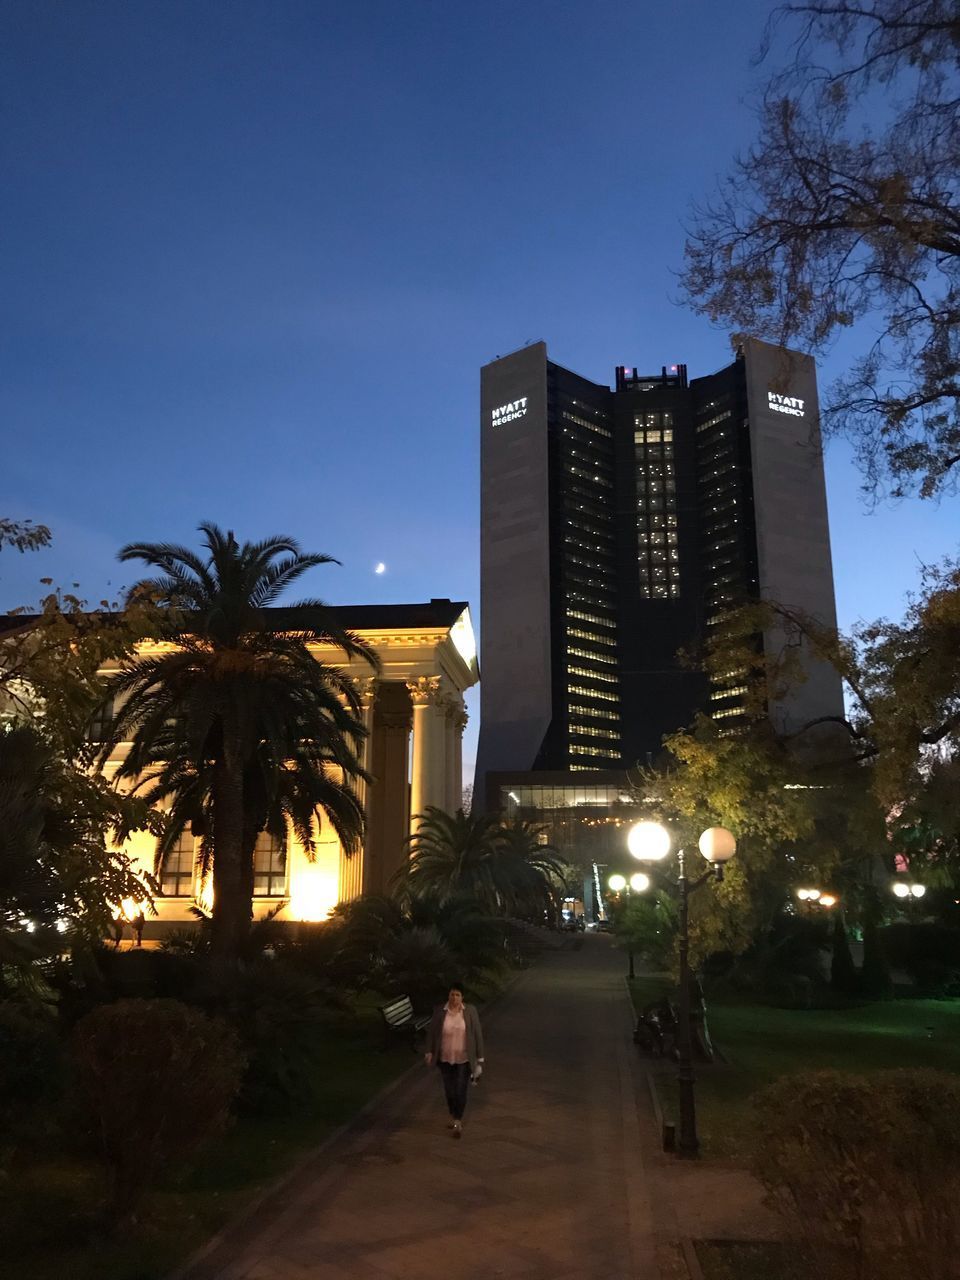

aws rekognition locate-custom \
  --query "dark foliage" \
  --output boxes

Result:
[71,998,244,1215]
[755,1067,960,1279]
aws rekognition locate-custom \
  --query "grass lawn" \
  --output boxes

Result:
[628,975,960,1161]
[0,1008,415,1280]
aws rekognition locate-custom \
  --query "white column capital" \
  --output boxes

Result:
[352,675,379,708]
[407,675,443,707]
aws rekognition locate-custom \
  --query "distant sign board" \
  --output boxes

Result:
[768,391,805,418]
[491,398,528,426]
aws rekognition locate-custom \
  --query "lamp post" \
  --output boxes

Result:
[607,872,651,979]
[627,820,737,1158]
[892,880,926,900]
[796,888,838,909]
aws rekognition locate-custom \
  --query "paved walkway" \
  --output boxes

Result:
[180,938,665,1280]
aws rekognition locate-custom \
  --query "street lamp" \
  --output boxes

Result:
[607,872,647,978]
[892,881,925,899]
[796,887,838,908]
[627,820,736,1158]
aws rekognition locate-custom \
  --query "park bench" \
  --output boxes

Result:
[377,994,430,1051]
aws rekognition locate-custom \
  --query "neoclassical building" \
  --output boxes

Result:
[97,599,478,930]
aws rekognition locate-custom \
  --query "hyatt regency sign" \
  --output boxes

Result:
[491,398,528,426]
[768,391,805,418]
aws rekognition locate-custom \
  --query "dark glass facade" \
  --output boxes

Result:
[475,339,843,808]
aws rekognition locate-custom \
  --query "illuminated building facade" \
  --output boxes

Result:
[5,600,477,932]
[475,338,843,814]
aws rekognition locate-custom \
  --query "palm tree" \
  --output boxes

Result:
[102,523,377,966]
[494,818,567,921]
[398,808,503,911]
[399,807,567,920]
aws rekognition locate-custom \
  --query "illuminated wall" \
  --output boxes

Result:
[101,602,479,931]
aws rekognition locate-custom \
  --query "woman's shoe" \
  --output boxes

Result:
[452,1121,462,1138]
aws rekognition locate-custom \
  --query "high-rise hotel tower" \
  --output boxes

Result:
[474,339,844,811]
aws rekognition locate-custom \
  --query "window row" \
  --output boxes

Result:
[570,744,621,759]
[639,582,681,601]
[566,608,617,629]
[566,646,617,666]
[562,410,612,438]
[567,683,619,703]
[566,445,614,473]
[564,536,615,562]
[564,514,614,540]
[568,701,621,722]
[709,685,749,701]
[565,553,616,577]
[567,627,617,649]
[567,665,618,685]
[634,428,674,444]
[564,464,613,489]
[570,723,622,741]
[565,587,617,610]
[696,410,732,433]
[567,398,611,422]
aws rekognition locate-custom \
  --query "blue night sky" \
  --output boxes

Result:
[2,1,956,781]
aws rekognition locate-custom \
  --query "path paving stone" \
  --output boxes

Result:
[178,937,663,1280]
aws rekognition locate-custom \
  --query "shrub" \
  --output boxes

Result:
[71,998,244,1215]
[908,958,960,1000]
[759,971,816,1010]
[94,946,202,1001]
[881,923,960,971]
[754,1069,960,1280]
[0,1003,63,1169]
[209,959,342,1115]
[380,926,458,1010]
[830,914,857,995]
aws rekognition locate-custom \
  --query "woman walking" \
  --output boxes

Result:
[424,983,484,1138]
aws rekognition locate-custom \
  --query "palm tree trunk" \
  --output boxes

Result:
[210,746,249,967]
[240,813,258,924]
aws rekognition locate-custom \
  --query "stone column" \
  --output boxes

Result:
[339,677,377,904]
[407,676,448,832]
[448,702,468,813]
[364,682,412,896]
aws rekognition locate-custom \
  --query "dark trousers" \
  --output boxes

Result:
[438,1061,471,1120]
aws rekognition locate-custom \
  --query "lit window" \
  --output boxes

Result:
[253,832,287,897]
[160,830,196,898]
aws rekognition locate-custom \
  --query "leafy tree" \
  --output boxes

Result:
[101,524,375,968]
[0,587,159,755]
[0,573,160,979]
[0,724,153,993]
[681,1,960,498]
[644,596,890,964]
[0,518,51,554]
[611,892,679,971]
